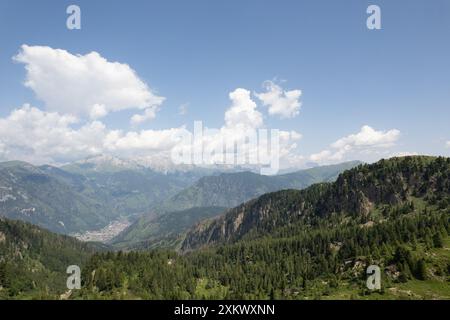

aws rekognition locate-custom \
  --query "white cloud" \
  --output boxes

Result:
[2,50,304,172]
[0,85,302,169]
[255,81,302,119]
[224,88,263,130]
[446,141,450,148]
[310,125,400,164]
[331,125,400,149]
[194,89,301,169]
[89,104,108,120]
[14,45,165,121]
[0,105,104,164]
[0,105,186,164]
[104,127,188,153]
[168,89,299,167]
[130,108,158,125]
[310,150,332,162]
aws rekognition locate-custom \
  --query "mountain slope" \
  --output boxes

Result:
[0,161,118,234]
[0,157,212,236]
[113,161,360,247]
[75,156,450,300]
[114,206,227,250]
[60,156,210,220]
[0,217,100,299]
[154,161,362,213]
[182,156,449,250]
[1,156,448,300]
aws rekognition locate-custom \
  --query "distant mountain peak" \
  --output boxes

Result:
[71,154,143,171]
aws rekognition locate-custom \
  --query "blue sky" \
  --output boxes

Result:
[0,0,449,168]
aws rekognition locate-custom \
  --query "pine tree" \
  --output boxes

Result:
[415,259,428,280]
[432,233,444,248]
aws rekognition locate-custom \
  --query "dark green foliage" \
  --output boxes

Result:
[433,233,444,248]
[415,259,428,280]
[0,218,98,299]
[1,156,448,300]
[77,156,450,299]
[76,250,197,299]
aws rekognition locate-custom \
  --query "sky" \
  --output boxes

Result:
[0,0,449,170]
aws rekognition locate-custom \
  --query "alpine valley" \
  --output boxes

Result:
[0,156,448,300]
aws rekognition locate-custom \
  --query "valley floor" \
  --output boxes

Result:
[71,219,131,243]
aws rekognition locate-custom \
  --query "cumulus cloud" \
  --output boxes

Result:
[255,81,302,119]
[0,101,300,170]
[331,125,400,150]
[13,45,165,121]
[130,108,158,125]
[0,105,186,164]
[310,150,332,163]
[0,104,104,164]
[310,125,400,164]
[89,104,108,120]
[192,89,301,171]
[168,89,301,169]
[104,127,188,153]
[2,51,304,172]
[224,88,263,130]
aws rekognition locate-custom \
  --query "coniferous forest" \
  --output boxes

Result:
[0,156,449,300]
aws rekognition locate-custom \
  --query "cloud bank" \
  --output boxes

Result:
[3,44,407,170]
[0,104,187,164]
[0,90,301,168]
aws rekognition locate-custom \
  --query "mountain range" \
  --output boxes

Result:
[182,156,450,250]
[0,154,360,245]
[0,156,216,235]
[112,161,361,248]
[1,156,447,299]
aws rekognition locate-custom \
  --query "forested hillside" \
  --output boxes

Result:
[182,156,449,249]
[73,156,449,300]
[0,156,448,300]
[0,218,101,299]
